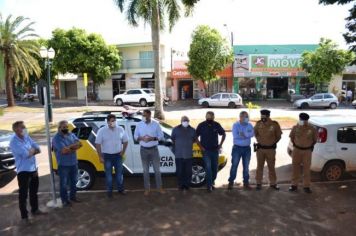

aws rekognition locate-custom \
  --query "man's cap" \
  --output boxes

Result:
[299,113,310,121]
[260,109,271,116]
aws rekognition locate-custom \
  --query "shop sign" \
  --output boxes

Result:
[250,54,303,72]
[172,69,190,78]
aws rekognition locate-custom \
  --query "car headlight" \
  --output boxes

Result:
[0,146,11,154]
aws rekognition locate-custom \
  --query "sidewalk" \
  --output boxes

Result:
[1,181,355,236]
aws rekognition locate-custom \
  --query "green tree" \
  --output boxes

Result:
[319,0,356,63]
[187,25,234,95]
[0,14,41,107]
[48,28,121,98]
[114,0,199,120]
[301,38,354,91]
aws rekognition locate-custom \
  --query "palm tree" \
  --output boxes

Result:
[0,14,41,107]
[114,0,198,119]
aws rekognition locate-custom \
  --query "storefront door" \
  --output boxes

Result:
[178,80,193,100]
[267,77,288,99]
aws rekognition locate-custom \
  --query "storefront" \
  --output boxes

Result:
[170,61,233,101]
[233,45,318,100]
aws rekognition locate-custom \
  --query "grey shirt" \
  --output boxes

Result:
[171,125,197,159]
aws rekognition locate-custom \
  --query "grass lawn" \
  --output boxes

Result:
[164,117,297,131]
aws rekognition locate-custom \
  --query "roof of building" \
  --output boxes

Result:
[233,44,318,55]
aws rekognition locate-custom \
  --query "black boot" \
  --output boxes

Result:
[270,184,280,191]
[227,182,233,190]
[288,185,298,192]
[256,184,262,191]
[303,187,312,194]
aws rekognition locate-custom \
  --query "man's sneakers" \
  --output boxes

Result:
[243,183,252,190]
[289,185,298,192]
[207,187,213,193]
[269,185,280,191]
[289,185,312,194]
[19,218,33,226]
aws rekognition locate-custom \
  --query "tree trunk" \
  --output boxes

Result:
[151,1,165,120]
[4,56,15,107]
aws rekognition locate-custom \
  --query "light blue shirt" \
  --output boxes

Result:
[134,120,164,148]
[52,132,79,166]
[10,134,40,173]
[232,121,254,147]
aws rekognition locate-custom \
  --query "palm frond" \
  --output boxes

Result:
[126,0,140,26]
[163,0,180,31]
[114,0,126,12]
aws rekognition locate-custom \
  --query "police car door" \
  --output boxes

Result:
[129,123,176,174]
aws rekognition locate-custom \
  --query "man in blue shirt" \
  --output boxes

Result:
[196,111,226,192]
[52,120,82,206]
[9,121,43,222]
[228,111,254,190]
[134,109,165,196]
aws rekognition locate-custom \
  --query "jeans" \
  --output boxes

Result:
[103,153,124,193]
[58,165,78,203]
[175,158,192,189]
[140,146,162,190]
[17,171,39,219]
[203,150,219,188]
[228,145,251,184]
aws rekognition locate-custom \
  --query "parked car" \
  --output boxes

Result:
[293,93,339,109]
[52,111,227,190]
[198,93,243,108]
[0,130,15,177]
[352,99,356,108]
[287,117,356,181]
[114,89,155,107]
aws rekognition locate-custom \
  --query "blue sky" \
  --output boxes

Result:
[0,0,353,53]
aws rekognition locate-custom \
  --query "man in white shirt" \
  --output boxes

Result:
[134,109,165,196]
[95,114,128,198]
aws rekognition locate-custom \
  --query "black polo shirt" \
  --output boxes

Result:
[196,121,225,151]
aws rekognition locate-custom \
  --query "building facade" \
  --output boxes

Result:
[170,60,233,101]
[56,42,169,101]
[233,44,318,100]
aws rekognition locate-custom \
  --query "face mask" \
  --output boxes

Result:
[142,117,147,122]
[298,120,305,126]
[61,129,69,134]
[261,118,267,123]
[244,117,249,124]
[21,129,28,136]
[109,122,116,128]
[182,121,189,127]
[206,119,213,123]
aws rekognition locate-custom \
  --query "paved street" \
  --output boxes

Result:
[1,181,356,236]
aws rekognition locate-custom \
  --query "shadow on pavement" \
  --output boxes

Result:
[0,171,16,188]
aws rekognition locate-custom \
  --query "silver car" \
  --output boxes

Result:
[198,93,243,108]
[293,93,339,109]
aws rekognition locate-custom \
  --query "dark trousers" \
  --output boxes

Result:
[203,150,219,188]
[17,171,39,219]
[175,158,192,189]
[58,165,78,203]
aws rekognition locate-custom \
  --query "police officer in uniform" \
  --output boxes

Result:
[254,109,282,190]
[289,113,317,194]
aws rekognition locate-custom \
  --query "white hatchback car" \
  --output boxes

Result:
[293,93,339,109]
[198,93,243,108]
[287,116,356,181]
[114,89,155,107]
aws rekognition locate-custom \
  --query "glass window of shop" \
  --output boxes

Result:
[207,78,227,96]
[141,76,155,89]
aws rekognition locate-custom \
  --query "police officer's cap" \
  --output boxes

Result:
[260,109,271,116]
[299,112,310,121]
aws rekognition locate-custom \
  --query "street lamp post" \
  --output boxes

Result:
[40,46,55,122]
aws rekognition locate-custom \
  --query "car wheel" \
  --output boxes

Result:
[329,103,337,109]
[228,102,236,108]
[321,161,345,181]
[301,103,309,109]
[191,160,206,188]
[77,162,95,191]
[116,98,123,106]
[202,101,209,108]
[139,99,147,107]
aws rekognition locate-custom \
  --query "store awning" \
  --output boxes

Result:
[57,73,78,81]
[131,73,154,79]
[111,73,124,80]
